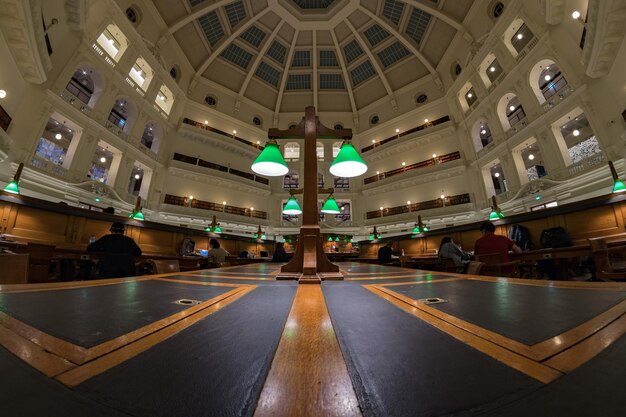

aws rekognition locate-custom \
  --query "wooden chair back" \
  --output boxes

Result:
[466,261,484,276]
[148,259,180,274]
[26,243,56,282]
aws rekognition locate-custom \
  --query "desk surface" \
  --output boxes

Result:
[2,262,626,416]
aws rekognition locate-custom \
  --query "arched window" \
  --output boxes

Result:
[332,141,342,158]
[108,97,136,133]
[141,122,162,153]
[284,142,300,160]
[503,19,536,57]
[65,66,104,108]
[95,23,128,62]
[471,118,493,151]
[316,142,324,160]
[529,59,569,104]
[496,93,526,130]
[283,171,299,190]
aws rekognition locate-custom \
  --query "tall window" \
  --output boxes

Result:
[65,68,94,104]
[539,64,568,100]
[155,84,173,115]
[94,24,128,63]
[108,99,128,129]
[284,142,300,160]
[34,116,77,168]
[128,57,154,91]
[506,97,526,127]
[283,171,299,189]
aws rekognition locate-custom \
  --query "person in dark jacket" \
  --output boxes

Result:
[271,242,290,262]
[87,222,142,279]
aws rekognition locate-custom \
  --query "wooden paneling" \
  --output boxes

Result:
[0,254,29,284]
[564,205,622,244]
[81,219,112,244]
[136,228,178,255]
[8,206,69,243]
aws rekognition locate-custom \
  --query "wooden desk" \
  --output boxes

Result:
[511,245,592,279]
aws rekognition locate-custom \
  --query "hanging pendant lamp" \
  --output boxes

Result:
[251,141,289,176]
[609,161,626,193]
[488,195,505,220]
[3,162,23,194]
[282,195,302,215]
[329,142,367,178]
[321,194,341,214]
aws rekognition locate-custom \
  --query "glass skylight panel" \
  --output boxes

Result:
[405,8,431,45]
[350,60,375,86]
[220,44,253,69]
[267,41,287,64]
[189,0,205,6]
[377,41,409,68]
[292,50,311,67]
[320,73,344,89]
[198,12,224,47]
[224,1,246,28]
[364,24,390,47]
[240,26,266,48]
[319,50,338,67]
[291,0,336,8]
[286,74,311,90]
[383,0,405,26]
[255,61,281,87]
[343,40,364,64]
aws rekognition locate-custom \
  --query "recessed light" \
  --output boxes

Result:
[134,174,140,179]
[528,154,535,160]
[573,129,580,136]
[489,66,496,72]
[509,105,516,111]
[100,157,106,163]
[572,10,581,19]
[467,92,473,98]
[517,33,523,40]
[544,74,551,81]
[55,133,62,140]
[494,172,500,177]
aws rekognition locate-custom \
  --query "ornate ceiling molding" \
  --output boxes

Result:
[544,0,566,25]
[582,0,626,78]
[178,125,260,160]
[0,0,52,84]
[362,165,467,196]
[65,0,86,31]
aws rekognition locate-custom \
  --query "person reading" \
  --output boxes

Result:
[438,237,472,273]
[208,238,229,264]
[271,242,290,262]
[474,221,522,261]
[87,222,142,279]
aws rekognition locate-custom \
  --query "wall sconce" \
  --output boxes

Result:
[129,196,144,220]
[609,161,626,193]
[205,215,221,233]
[488,195,505,220]
[3,162,24,194]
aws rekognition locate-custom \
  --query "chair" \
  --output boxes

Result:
[26,243,57,283]
[437,258,460,273]
[148,259,180,274]
[588,238,626,280]
[466,261,485,276]
[475,252,519,277]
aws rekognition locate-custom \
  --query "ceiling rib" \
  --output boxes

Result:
[169,0,234,34]
[330,29,357,118]
[274,30,301,117]
[343,19,394,97]
[359,6,437,76]
[239,21,286,97]
[404,0,474,42]
[313,30,318,110]
[194,7,271,77]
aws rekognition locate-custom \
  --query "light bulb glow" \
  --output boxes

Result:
[494,172,500,178]
[509,105,516,111]
[481,129,487,134]
[517,33,523,40]
[544,74,551,81]
[528,154,535,160]
[0,89,6,98]
[100,157,106,163]
[572,10,581,19]
[55,133,62,140]
[573,129,580,136]
[489,66,496,72]
[134,174,140,179]
[467,92,473,98]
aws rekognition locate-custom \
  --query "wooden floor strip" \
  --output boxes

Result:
[253,285,362,417]
[365,285,563,384]
[55,286,255,387]
[544,313,626,373]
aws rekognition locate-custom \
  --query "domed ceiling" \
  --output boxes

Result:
[152,0,474,115]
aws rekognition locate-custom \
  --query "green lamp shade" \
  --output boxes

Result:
[213,226,222,233]
[321,196,341,214]
[412,226,420,234]
[329,143,368,178]
[488,210,504,220]
[335,236,340,242]
[328,236,333,241]
[368,234,374,240]
[130,210,145,220]
[282,196,302,215]
[613,180,626,193]
[251,142,289,176]
[3,181,19,194]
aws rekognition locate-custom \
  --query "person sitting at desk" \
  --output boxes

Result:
[474,221,522,262]
[377,241,399,264]
[271,242,290,262]
[208,238,229,264]
[87,222,142,279]
[438,237,472,273]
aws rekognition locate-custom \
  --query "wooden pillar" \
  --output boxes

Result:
[273,107,349,283]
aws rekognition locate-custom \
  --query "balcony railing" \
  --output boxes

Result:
[361,116,451,153]
[164,194,268,220]
[29,155,68,179]
[182,118,263,151]
[363,151,461,185]
[172,152,269,185]
[567,152,605,177]
[59,90,92,115]
[366,193,471,219]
